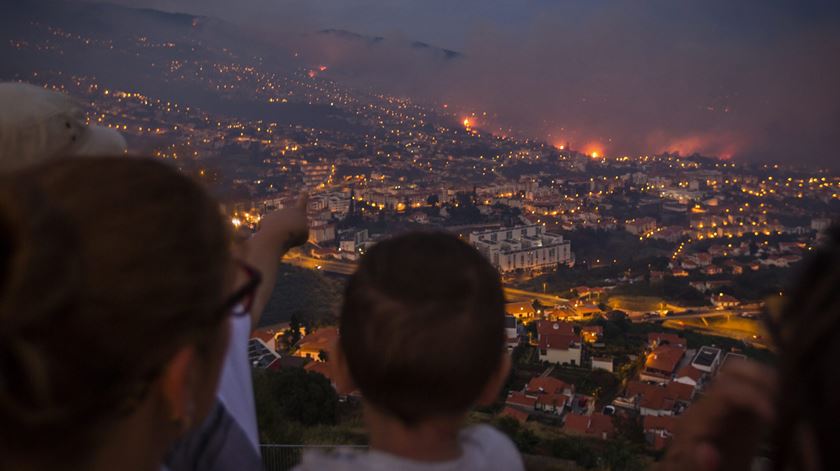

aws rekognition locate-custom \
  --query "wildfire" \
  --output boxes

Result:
[318,65,328,72]
[463,117,473,128]
[307,70,317,78]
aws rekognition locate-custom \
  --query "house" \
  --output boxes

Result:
[309,222,336,244]
[563,413,615,439]
[761,256,790,268]
[295,327,338,360]
[500,406,530,424]
[671,268,689,277]
[707,245,727,257]
[711,293,740,309]
[648,332,687,349]
[680,260,698,271]
[505,391,537,410]
[526,376,575,398]
[640,345,686,384]
[523,376,575,415]
[616,381,694,416]
[691,346,723,373]
[702,264,723,276]
[643,415,679,450]
[539,333,582,365]
[538,320,575,338]
[536,394,567,415]
[506,301,537,320]
[592,356,614,372]
[723,260,744,275]
[505,315,520,350]
[721,352,747,370]
[537,321,582,365]
[625,217,657,236]
[674,364,704,389]
[687,253,713,267]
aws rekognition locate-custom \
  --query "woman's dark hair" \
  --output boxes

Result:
[0,157,231,464]
[770,226,840,470]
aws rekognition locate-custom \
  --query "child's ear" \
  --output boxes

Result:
[328,338,357,394]
[476,352,512,406]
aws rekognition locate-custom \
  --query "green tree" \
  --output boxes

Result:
[253,368,338,432]
[613,414,646,445]
[285,314,303,350]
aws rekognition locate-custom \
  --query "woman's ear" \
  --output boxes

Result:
[477,352,512,406]
[328,338,356,394]
[158,345,198,432]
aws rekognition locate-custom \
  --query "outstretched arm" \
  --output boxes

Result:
[244,193,309,330]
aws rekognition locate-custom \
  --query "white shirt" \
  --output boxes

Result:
[217,314,260,452]
[292,425,524,471]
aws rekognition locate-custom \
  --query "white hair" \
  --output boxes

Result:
[0,82,127,172]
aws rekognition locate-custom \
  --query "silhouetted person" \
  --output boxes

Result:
[295,232,524,471]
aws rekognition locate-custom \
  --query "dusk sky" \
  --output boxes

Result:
[88,0,840,167]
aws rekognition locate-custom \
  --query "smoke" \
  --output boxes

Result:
[79,0,840,168]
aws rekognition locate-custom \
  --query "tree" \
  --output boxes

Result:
[285,314,303,350]
[253,368,338,428]
[613,414,646,445]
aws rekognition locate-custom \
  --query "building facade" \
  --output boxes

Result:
[470,224,572,273]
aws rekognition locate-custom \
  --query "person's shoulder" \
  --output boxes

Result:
[292,447,370,471]
[459,424,525,471]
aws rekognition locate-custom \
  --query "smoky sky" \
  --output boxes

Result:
[83,0,840,168]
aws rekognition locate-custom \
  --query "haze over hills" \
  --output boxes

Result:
[4,0,839,169]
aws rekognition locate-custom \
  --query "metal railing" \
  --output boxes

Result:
[260,445,368,471]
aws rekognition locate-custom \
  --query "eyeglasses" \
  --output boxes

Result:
[218,261,262,319]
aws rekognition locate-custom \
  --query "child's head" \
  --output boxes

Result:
[337,231,508,426]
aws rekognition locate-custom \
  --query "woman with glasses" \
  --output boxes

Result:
[0,157,308,471]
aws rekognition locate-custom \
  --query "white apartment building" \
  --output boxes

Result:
[469,225,572,273]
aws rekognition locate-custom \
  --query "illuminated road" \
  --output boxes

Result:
[283,253,567,305]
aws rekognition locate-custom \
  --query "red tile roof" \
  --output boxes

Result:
[538,320,575,337]
[588,413,615,438]
[563,413,591,434]
[539,333,580,351]
[563,413,614,439]
[644,345,685,374]
[505,391,537,409]
[624,380,692,412]
[250,329,278,345]
[505,301,536,316]
[536,393,567,410]
[297,327,338,352]
[665,381,694,402]
[643,415,678,433]
[675,364,704,382]
[500,406,530,424]
[526,376,571,395]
